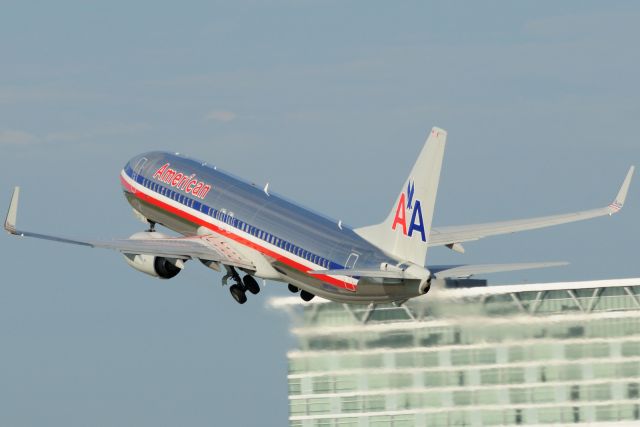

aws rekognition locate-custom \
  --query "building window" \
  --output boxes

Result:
[629,383,639,399]
[570,385,580,400]
[573,407,580,423]
[515,409,523,425]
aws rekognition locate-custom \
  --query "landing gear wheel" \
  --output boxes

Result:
[243,275,260,295]
[300,290,315,302]
[230,284,247,304]
[288,284,299,293]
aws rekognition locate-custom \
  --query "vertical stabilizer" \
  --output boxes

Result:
[355,127,447,266]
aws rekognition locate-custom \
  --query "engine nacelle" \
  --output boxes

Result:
[123,232,184,279]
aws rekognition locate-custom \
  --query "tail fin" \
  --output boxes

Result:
[355,127,447,266]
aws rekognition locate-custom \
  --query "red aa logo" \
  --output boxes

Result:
[391,180,426,242]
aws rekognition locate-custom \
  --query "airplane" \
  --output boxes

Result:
[4,127,634,305]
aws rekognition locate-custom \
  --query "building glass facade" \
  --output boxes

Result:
[269,278,640,426]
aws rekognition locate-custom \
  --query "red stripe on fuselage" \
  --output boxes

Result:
[120,174,357,292]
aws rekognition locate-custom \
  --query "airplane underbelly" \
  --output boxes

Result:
[277,264,420,304]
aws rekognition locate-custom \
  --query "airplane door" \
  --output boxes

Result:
[131,158,147,193]
[345,252,359,269]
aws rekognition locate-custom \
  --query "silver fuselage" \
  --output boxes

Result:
[122,152,421,303]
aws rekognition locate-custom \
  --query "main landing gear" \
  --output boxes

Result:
[223,266,260,305]
[300,290,315,302]
[287,284,315,302]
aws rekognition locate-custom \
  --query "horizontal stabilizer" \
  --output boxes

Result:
[432,262,568,279]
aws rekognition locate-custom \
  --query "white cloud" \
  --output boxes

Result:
[204,110,237,123]
[0,130,38,145]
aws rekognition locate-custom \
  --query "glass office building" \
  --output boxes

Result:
[269,278,640,426]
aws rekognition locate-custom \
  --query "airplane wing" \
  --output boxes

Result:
[429,166,634,248]
[4,187,254,270]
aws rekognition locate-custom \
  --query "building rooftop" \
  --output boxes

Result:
[268,277,640,324]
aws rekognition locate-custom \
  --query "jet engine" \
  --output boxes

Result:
[123,232,184,279]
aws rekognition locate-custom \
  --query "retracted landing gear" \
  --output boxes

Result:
[222,266,261,304]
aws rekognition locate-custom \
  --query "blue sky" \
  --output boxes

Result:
[1,1,639,425]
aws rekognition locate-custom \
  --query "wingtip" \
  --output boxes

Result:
[429,126,448,142]
[4,186,20,235]
[610,166,634,213]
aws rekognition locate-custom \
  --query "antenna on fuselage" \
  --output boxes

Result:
[263,182,270,196]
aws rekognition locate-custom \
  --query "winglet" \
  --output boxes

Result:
[609,166,634,214]
[4,187,20,235]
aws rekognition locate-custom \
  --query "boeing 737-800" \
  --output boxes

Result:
[4,127,634,305]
